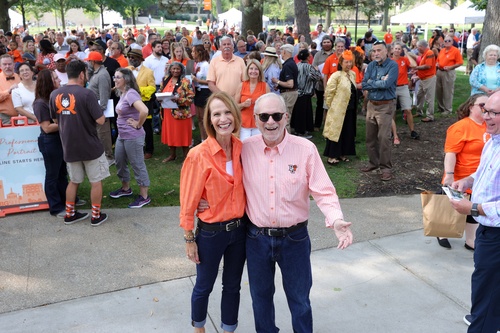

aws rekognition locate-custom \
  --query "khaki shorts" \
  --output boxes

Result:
[396,85,412,110]
[67,153,110,184]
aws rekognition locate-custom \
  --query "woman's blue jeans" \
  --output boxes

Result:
[38,134,68,215]
[191,222,246,332]
[246,223,313,333]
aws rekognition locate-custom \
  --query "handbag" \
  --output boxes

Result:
[420,190,466,238]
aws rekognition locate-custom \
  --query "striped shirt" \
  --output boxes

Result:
[242,131,344,228]
[179,136,245,231]
[471,134,500,227]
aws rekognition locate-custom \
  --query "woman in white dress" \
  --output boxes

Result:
[12,62,37,123]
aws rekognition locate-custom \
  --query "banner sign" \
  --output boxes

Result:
[0,122,49,217]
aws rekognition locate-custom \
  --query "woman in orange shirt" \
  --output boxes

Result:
[235,59,269,140]
[438,94,489,250]
[180,92,245,333]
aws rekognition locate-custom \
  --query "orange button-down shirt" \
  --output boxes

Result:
[437,46,463,69]
[0,72,21,120]
[179,135,245,231]
[242,131,344,228]
[322,53,340,83]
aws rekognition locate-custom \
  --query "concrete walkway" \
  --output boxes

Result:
[0,195,474,332]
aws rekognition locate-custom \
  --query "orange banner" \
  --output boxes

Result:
[204,0,211,10]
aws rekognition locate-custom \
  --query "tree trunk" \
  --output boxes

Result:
[100,5,105,28]
[382,4,389,31]
[479,0,500,62]
[131,7,137,25]
[59,0,66,31]
[241,0,262,38]
[0,0,12,31]
[294,0,311,43]
[325,3,331,30]
[216,0,222,15]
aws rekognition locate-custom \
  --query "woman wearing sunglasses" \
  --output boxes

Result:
[438,94,489,250]
[180,91,245,333]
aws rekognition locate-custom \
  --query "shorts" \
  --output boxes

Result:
[396,85,412,110]
[194,88,211,108]
[67,153,110,184]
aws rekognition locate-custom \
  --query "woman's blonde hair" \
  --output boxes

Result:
[244,59,265,82]
[203,92,242,138]
[170,42,189,60]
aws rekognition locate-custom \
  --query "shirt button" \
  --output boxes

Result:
[271,207,274,210]
[270,176,274,179]
[270,191,274,194]
[270,160,273,163]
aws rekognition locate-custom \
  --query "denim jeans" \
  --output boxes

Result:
[246,223,313,333]
[191,222,246,332]
[38,134,68,215]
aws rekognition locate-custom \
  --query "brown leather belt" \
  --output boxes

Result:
[281,88,298,93]
[369,100,393,106]
[251,220,308,237]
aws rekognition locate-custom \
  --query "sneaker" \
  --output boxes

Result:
[75,198,86,206]
[64,211,89,225]
[410,131,420,140]
[109,188,133,198]
[91,213,108,226]
[463,314,472,326]
[128,195,151,208]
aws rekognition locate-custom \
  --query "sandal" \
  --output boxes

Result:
[327,158,340,165]
[393,137,401,145]
[340,156,350,162]
[162,155,177,163]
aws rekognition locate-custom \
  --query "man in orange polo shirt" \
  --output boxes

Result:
[0,55,20,125]
[414,40,437,122]
[384,28,393,45]
[436,37,463,115]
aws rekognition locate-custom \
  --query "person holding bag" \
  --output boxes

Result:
[438,94,489,250]
[160,61,195,162]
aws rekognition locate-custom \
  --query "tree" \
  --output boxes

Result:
[470,0,487,10]
[0,0,21,31]
[478,0,500,61]
[294,0,311,43]
[89,0,122,28]
[241,0,264,38]
[359,0,379,28]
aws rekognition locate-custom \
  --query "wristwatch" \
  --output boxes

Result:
[471,203,479,217]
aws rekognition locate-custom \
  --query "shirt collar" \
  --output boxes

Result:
[258,129,289,155]
[206,135,241,156]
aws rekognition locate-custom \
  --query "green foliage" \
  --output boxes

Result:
[470,0,487,10]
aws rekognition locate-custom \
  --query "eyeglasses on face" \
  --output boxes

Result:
[444,40,452,43]
[480,103,500,118]
[113,75,123,80]
[256,112,285,122]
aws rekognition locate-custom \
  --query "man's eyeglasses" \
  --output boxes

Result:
[480,103,500,118]
[444,40,452,43]
[257,113,285,122]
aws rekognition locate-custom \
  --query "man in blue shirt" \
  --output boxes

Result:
[451,91,500,333]
[361,40,398,181]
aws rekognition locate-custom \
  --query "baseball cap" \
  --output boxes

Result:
[84,51,103,61]
[54,54,66,62]
[89,39,107,50]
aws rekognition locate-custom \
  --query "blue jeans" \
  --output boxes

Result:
[468,225,500,333]
[38,134,68,215]
[246,223,313,333]
[192,222,246,332]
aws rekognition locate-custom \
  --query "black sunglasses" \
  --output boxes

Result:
[373,40,386,46]
[257,113,285,122]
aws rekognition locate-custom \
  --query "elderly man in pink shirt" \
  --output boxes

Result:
[242,93,353,333]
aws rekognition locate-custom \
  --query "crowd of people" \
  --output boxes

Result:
[0,20,499,333]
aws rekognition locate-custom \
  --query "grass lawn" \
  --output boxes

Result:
[77,73,470,209]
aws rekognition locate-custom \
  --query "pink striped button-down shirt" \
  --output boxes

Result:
[242,131,344,228]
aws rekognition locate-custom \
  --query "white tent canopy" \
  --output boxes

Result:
[449,0,485,24]
[390,2,453,24]
[217,8,269,30]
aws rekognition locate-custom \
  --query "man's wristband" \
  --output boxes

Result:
[184,234,195,243]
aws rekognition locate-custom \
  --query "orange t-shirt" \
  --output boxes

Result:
[9,50,23,63]
[351,66,363,84]
[417,48,436,80]
[442,117,488,183]
[437,46,463,69]
[384,33,393,45]
[240,81,267,128]
[322,53,340,82]
[392,56,411,85]
[179,136,245,231]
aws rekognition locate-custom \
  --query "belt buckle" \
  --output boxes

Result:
[266,228,279,236]
[225,219,240,231]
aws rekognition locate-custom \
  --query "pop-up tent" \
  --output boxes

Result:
[449,0,485,24]
[390,1,453,24]
[217,8,269,30]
